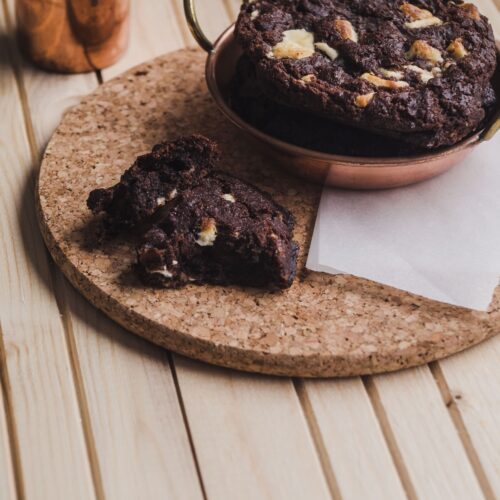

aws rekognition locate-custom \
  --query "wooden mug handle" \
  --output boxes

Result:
[16,0,130,73]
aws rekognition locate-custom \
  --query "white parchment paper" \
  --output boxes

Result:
[306,135,500,310]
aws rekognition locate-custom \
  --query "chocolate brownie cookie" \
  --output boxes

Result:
[230,55,424,156]
[137,173,298,288]
[88,135,299,289]
[87,135,219,230]
[235,0,497,148]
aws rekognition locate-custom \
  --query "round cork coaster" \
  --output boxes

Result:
[37,48,499,377]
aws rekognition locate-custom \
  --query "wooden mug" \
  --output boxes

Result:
[16,0,130,73]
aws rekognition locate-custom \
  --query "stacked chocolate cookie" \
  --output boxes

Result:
[233,0,497,150]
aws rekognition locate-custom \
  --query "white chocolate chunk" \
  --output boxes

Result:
[221,193,236,202]
[354,92,375,108]
[334,19,358,42]
[250,9,259,20]
[447,38,468,58]
[151,266,173,278]
[196,218,217,246]
[156,196,166,206]
[405,64,441,83]
[315,42,339,61]
[379,68,404,80]
[400,3,434,20]
[168,188,177,200]
[406,40,443,64]
[271,29,315,59]
[405,17,442,28]
[400,3,442,27]
[361,73,409,89]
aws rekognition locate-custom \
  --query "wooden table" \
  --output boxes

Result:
[1,1,499,499]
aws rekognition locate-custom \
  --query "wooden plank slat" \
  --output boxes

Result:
[371,366,485,499]
[303,378,406,500]
[3,0,207,496]
[0,8,96,500]
[174,358,331,500]
[62,279,204,500]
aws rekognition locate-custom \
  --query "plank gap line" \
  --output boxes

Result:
[293,378,343,500]
[0,324,26,500]
[362,376,417,500]
[429,361,496,500]
[168,354,209,500]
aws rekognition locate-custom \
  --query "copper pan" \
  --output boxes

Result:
[184,0,500,189]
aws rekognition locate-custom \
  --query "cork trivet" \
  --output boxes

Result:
[37,49,500,377]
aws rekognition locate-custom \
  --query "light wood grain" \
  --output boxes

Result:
[371,366,485,499]
[0,8,95,500]
[303,378,406,500]
[175,357,331,500]
[223,0,242,20]
[102,0,184,79]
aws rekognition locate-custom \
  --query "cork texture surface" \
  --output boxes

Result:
[37,48,499,377]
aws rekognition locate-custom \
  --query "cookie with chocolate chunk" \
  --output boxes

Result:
[230,55,425,156]
[87,134,219,230]
[88,135,299,289]
[137,173,298,289]
[235,0,497,148]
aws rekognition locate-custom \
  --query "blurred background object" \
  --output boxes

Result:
[16,0,129,73]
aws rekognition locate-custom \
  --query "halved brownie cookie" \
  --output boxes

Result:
[88,135,299,289]
[235,0,497,148]
[137,173,298,289]
[87,134,219,230]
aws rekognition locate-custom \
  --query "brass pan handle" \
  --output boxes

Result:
[184,0,214,52]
